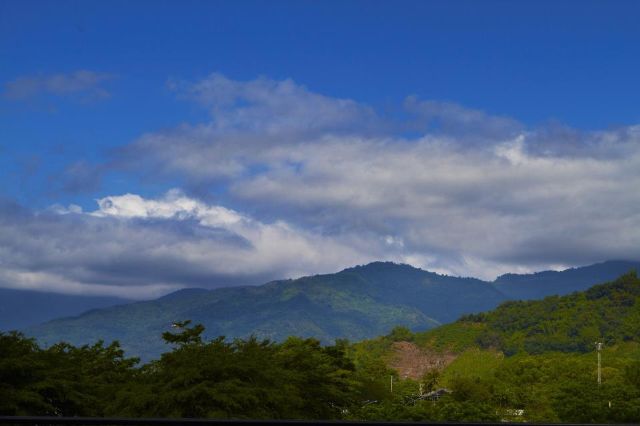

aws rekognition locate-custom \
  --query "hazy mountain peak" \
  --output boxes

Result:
[157,288,210,300]
[341,261,438,277]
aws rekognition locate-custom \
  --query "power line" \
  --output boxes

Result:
[595,341,603,386]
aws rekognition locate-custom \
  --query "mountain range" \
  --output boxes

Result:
[15,259,640,361]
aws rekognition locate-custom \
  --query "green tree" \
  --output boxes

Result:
[0,331,47,415]
[161,320,205,346]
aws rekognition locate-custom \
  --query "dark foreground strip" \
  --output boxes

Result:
[0,418,635,426]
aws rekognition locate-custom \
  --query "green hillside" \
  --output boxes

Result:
[349,272,640,423]
[26,262,505,360]
[473,270,640,355]
[24,261,640,361]
[355,270,640,358]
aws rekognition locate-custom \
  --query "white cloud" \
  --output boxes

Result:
[110,74,640,281]
[0,192,387,299]
[90,190,382,279]
[3,70,114,101]
[117,73,381,180]
[170,73,378,134]
[232,132,640,274]
[5,73,640,298]
[403,96,523,140]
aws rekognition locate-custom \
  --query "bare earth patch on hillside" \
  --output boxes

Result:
[389,341,457,380]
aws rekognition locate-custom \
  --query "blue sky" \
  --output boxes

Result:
[1,1,640,298]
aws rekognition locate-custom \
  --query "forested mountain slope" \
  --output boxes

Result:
[350,271,640,423]
[25,262,504,360]
[354,270,640,364]
[493,260,640,300]
[22,260,640,361]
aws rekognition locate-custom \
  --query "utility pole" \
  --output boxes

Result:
[390,375,394,393]
[595,342,603,385]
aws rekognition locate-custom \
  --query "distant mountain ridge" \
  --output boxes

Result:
[19,260,640,361]
[0,288,131,330]
[493,260,640,300]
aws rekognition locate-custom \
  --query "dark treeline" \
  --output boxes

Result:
[3,323,640,423]
[1,322,359,420]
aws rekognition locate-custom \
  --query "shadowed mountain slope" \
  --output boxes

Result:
[22,260,640,361]
[493,260,640,300]
[25,262,504,360]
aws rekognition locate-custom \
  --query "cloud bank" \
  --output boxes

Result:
[118,74,640,275]
[0,191,378,299]
[3,73,640,298]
